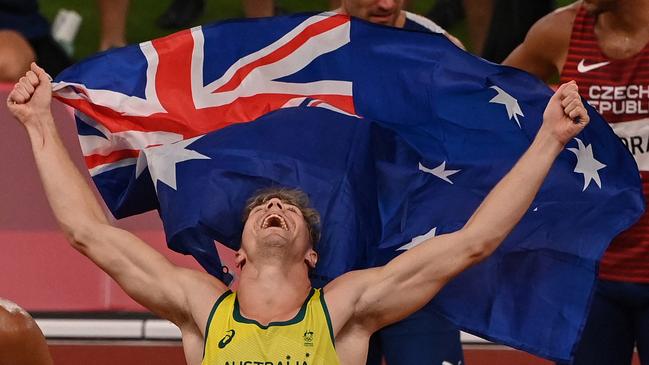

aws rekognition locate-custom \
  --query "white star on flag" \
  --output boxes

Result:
[398,228,437,251]
[419,162,460,184]
[567,138,606,191]
[136,135,210,192]
[489,86,524,128]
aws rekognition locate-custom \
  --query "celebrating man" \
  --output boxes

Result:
[7,62,588,364]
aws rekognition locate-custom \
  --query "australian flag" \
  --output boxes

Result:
[52,12,643,362]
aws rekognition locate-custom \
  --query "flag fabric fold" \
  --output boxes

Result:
[53,12,644,361]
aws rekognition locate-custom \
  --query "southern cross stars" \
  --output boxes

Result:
[567,138,607,191]
[398,228,437,251]
[136,135,210,192]
[419,161,460,184]
[489,86,524,128]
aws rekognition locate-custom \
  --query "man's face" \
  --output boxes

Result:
[582,0,618,14]
[240,197,313,264]
[340,0,405,27]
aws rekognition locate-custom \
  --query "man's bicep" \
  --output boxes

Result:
[329,232,475,332]
[503,9,573,80]
[78,224,211,324]
[325,267,442,335]
[323,269,382,335]
[503,35,558,81]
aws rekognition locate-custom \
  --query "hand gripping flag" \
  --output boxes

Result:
[52,12,644,362]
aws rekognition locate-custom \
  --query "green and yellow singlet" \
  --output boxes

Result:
[202,288,340,365]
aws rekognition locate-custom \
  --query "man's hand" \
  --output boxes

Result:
[540,81,590,146]
[6,63,226,333]
[6,62,53,128]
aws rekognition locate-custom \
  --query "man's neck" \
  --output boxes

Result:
[236,263,312,325]
[593,0,649,59]
[598,0,649,34]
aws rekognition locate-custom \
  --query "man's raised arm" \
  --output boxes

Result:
[6,63,225,326]
[326,81,590,334]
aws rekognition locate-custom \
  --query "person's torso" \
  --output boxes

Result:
[202,288,339,365]
[560,5,649,283]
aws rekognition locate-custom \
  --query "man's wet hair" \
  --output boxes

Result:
[243,187,321,246]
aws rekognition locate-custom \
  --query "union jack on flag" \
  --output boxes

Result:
[54,12,355,179]
[53,12,643,363]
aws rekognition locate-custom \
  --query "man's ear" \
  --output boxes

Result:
[305,248,318,269]
[235,249,247,269]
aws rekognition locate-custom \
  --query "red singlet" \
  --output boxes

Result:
[560,5,649,282]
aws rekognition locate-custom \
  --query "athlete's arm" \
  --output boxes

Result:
[6,64,226,326]
[502,5,577,81]
[325,81,589,335]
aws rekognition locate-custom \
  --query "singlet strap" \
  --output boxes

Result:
[202,290,232,358]
[318,289,336,347]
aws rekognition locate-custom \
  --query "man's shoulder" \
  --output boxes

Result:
[531,2,579,38]
[177,267,229,324]
[519,2,579,59]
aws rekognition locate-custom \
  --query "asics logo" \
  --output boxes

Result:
[218,329,236,348]
[577,59,610,73]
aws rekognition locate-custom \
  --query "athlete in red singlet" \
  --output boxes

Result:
[560,5,649,283]
[504,1,649,364]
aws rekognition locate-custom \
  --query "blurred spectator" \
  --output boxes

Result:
[481,0,553,63]
[463,0,493,55]
[156,0,414,31]
[157,0,277,30]
[427,0,465,29]
[242,0,274,18]
[504,1,649,364]
[0,0,71,81]
[427,0,490,53]
[157,0,205,29]
[332,0,410,12]
[98,0,129,51]
[427,0,553,62]
[336,0,464,49]
[0,298,53,365]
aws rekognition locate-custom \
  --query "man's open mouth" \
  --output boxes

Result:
[261,214,288,230]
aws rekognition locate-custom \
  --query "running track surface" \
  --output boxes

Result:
[49,342,641,364]
[49,342,562,365]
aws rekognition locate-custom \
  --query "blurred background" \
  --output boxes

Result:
[40,0,573,61]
